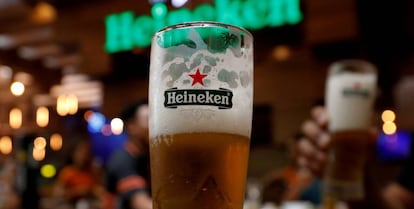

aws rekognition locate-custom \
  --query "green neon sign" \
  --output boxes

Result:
[105,0,302,53]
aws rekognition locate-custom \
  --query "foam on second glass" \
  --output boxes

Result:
[326,72,377,132]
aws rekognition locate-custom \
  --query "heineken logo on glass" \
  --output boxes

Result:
[342,82,370,98]
[164,68,233,109]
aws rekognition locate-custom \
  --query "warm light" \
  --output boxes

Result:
[381,110,396,122]
[0,136,13,155]
[33,147,45,161]
[10,81,25,96]
[111,118,124,135]
[84,110,93,121]
[34,137,47,149]
[383,121,397,135]
[9,108,22,129]
[50,133,63,151]
[31,2,57,24]
[36,106,49,127]
[272,45,290,61]
[0,65,12,81]
[171,0,188,7]
[56,95,68,116]
[14,72,33,85]
[101,124,112,136]
[40,164,56,178]
[57,94,78,116]
[67,94,78,115]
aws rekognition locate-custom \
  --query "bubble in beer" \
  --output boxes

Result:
[193,175,231,206]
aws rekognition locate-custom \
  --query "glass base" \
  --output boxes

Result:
[323,180,364,201]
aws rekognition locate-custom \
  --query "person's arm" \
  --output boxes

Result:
[130,192,153,209]
[383,141,414,209]
[107,151,152,209]
[116,174,152,209]
[0,160,21,209]
[383,183,414,209]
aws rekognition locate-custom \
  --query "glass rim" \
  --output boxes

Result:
[329,59,377,75]
[154,21,253,39]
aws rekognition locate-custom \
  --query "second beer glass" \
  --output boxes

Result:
[323,60,377,203]
[148,22,253,209]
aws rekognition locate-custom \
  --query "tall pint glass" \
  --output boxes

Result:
[323,60,377,203]
[148,22,253,209]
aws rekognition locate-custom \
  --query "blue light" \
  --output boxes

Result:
[377,130,412,161]
[90,131,127,165]
[87,112,106,133]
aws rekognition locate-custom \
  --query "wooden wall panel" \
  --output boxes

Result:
[304,0,359,45]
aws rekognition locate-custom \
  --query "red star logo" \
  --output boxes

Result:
[354,82,361,90]
[189,68,207,86]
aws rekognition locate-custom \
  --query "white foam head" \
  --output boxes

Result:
[149,23,254,139]
[326,71,377,132]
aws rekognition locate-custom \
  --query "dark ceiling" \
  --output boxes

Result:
[1,0,414,108]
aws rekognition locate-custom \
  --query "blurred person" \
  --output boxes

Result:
[54,138,104,208]
[105,99,152,209]
[261,133,321,206]
[17,133,42,209]
[0,153,20,209]
[298,106,414,209]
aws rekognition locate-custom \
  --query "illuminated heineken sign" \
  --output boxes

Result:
[105,0,302,53]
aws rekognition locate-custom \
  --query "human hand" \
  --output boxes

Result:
[297,106,331,177]
[131,192,153,209]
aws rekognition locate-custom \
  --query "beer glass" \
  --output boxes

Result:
[323,60,377,203]
[148,22,253,209]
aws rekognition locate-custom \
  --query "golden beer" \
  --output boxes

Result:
[323,131,369,200]
[150,132,250,209]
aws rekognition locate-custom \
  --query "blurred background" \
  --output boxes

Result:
[0,0,413,208]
